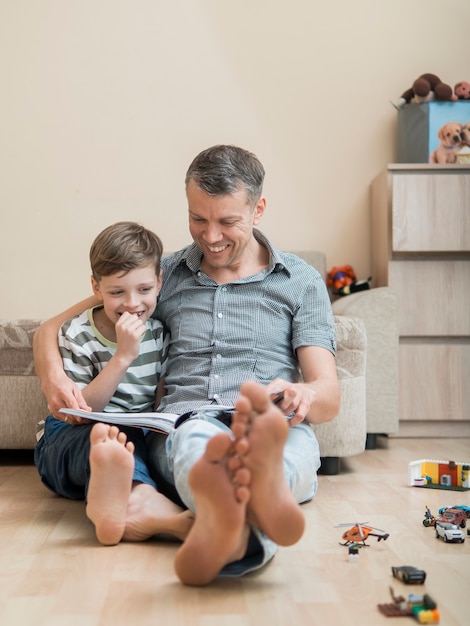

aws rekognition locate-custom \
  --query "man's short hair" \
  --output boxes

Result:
[185,145,265,206]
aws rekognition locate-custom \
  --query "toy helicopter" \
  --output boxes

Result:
[335,522,390,547]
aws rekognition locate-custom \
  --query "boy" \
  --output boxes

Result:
[35,221,193,546]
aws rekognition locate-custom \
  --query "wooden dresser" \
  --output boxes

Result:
[370,164,470,437]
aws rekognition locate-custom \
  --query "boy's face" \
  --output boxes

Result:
[91,264,161,326]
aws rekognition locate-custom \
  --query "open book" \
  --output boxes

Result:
[59,392,284,435]
[58,405,236,435]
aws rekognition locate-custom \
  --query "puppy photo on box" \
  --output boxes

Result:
[429,121,463,163]
[455,121,470,164]
[460,121,470,146]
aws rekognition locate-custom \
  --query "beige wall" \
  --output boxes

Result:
[2,0,469,319]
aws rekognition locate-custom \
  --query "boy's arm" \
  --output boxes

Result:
[78,311,147,411]
[33,296,98,418]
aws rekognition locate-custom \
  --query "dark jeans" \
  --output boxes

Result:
[34,415,156,500]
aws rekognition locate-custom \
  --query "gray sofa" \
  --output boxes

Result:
[0,251,399,474]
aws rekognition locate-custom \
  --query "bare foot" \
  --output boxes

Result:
[174,432,251,586]
[231,381,305,546]
[86,423,135,546]
[123,484,194,542]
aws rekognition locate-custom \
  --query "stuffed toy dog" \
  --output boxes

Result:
[399,73,456,106]
[454,81,470,100]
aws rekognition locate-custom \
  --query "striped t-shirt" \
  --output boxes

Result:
[58,306,168,413]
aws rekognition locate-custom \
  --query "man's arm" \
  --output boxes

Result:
[265,345,340,427]
[33,296,98,417]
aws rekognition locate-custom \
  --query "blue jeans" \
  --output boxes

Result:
[147,413,320,576]
[34,415,157,500]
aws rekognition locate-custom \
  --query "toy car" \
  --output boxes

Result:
[437,507,467,528]
[391,565,426,584]
[435,521,465,543]
[438,504,470,519]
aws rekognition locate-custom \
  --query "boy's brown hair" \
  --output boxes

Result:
[90,221,163,282]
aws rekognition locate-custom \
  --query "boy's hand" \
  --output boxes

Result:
[115,312,147,364]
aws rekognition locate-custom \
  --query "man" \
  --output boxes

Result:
[34,144,340,585]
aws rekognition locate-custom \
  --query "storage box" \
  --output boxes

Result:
[396,101,470,163]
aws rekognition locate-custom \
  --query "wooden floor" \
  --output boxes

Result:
[1,438,469,626]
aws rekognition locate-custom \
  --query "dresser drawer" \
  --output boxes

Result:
[390,259,470,335]
[392,173,470,252]
[399,342,470,421]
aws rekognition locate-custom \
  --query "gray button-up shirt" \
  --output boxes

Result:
[154,230,336,415]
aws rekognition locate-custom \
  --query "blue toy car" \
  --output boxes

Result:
[438,504,470,518]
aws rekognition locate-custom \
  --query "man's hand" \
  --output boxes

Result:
[32,295,99,423]
[42,373,91,423]
[265,379,315,427]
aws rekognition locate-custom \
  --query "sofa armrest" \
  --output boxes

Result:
[331,287,399,436]
[311,314,367,466]
[0,320,48,449]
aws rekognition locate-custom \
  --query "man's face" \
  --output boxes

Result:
[186,179,265,271]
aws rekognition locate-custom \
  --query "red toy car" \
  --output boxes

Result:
[437,507,467,528]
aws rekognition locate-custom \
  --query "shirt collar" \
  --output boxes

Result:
[180,229,291,277]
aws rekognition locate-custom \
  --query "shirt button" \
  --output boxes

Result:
[216,354,222,359]
[217,312,223,318]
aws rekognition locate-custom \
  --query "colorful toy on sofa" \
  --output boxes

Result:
[326,265,371,296]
